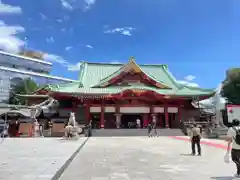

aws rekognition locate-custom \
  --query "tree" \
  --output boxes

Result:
[221,68,240,104]
[9,78,39,105]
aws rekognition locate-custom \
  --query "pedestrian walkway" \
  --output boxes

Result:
[59,137,235,180]
[0,137,88,180]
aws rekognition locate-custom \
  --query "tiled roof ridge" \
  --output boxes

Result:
[83,61,168,67]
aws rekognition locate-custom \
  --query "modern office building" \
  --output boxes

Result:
[0,50,77,103]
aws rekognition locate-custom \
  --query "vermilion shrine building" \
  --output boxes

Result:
[38,58,215,129]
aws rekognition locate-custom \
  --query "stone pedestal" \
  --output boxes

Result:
[115,114,122,128]
[34,121,41,137]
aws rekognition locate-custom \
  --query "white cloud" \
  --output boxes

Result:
[178,80,199,87]
[0,0,22,14]
[110,61,122,64]
[46,36,54,43]
[39,13,47,20]
[177,75,198,87]
[60,0,96,11]
[83,0,96,11]
[85,44,93,49]
[57,19,63,23]
[67,62,81,71]
[43,53,68,65]
[0,20,25,53]
[65,46,73,51]
[61,0,73,10]
[184,75,195,81]
[43,53,81,71]
[104,27,135,36]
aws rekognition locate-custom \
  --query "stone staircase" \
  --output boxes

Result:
[92,128,185,137]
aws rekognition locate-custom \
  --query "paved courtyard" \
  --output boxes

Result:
[59,137,236,180]
[0,137,88,180]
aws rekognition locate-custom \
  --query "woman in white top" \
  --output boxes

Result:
[226,119,240,177]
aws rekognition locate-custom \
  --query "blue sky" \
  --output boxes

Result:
[0,0,239,88]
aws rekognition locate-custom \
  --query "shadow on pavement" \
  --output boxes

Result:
[179,153,193,156]
[211,176,236,180]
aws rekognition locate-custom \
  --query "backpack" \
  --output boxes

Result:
[232,127,240,145]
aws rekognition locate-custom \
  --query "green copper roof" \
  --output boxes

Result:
[79,62,180,89]
[92,58,170,88]
[46,61,215,97]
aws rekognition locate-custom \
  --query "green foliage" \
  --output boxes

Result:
[221,68,240,104]
[9,78,39,105]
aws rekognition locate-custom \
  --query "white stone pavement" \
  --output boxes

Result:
[59,137,237,180]
[0,137,88,180]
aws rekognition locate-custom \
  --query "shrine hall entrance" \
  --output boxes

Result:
[157,113,178,128]
[122,114,142,129]
[91,113,100,129]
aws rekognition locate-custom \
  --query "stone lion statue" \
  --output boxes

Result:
[64,112,81,139]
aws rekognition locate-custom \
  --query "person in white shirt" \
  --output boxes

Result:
[190,123,202,155]
[136,118,141,128]
[226,119,240,177]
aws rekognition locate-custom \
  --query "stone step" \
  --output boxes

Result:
[92,128,185,137]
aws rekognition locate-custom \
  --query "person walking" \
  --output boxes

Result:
[152,116,158,137]
[87,119,92,137]
[147,122,152,137]
[190,123,202,156]
[225,119,240,177]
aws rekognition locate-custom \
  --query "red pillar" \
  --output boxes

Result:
[149,106,153,122]
[164,105,169,128]
[100,106,104,129]
[116,105,120,114]
[85,103,90,123]
[159,114,162,128]
[178,107,182,123]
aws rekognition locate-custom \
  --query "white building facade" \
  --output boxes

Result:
[0,51,77,103]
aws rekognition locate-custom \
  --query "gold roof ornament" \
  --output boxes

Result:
[127,56,141,73]
[129,56,135,62]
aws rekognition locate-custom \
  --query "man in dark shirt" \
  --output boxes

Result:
[147,122,152,137]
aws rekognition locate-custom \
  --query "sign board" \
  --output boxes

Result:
[153,107,164,113]
[227,105,240,123]
[120,107,150,113]
[167,107,178,113]
[90,107,101,113]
